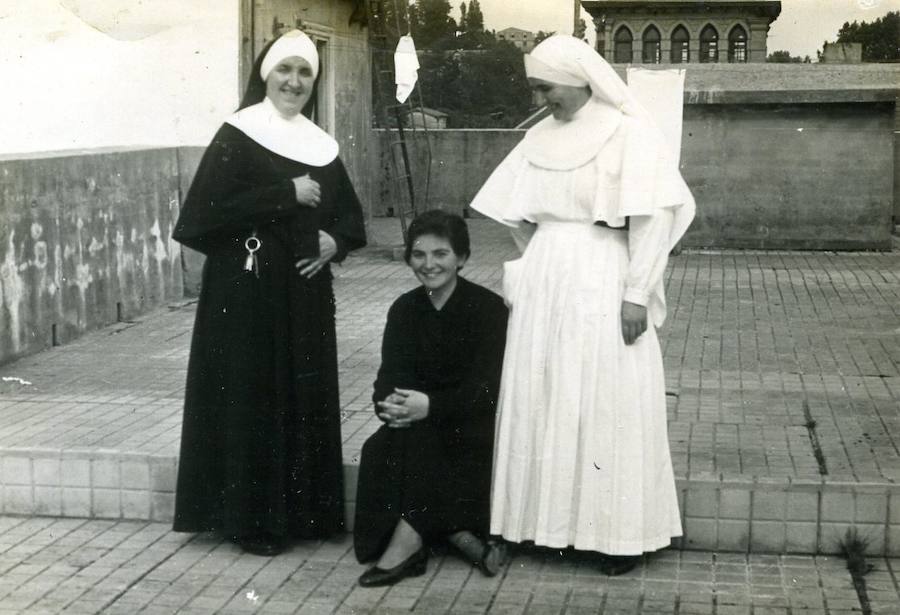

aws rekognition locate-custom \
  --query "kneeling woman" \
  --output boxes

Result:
[354,211,508,587]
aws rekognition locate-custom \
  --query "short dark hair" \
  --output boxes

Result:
[404,210,471,264]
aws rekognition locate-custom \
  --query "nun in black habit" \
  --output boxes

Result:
[171,30,366,556]
[354,211,508,587]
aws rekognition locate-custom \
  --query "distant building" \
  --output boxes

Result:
[497,27,536,52]
[821,42,862,64]
[581,0,781,63]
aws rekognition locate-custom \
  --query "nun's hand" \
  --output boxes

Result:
[295,231,337,278]
[621,300,648,345]
[376,399,409,428]
[376,390,417,428]
[292,174,321,207]
[375,388,429,428]
[392,388,429,422]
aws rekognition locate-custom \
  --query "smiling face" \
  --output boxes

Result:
[266,56,315,117]
[408,233,467,298]
[528,77,592,122]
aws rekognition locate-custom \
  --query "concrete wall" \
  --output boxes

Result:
[374,101,894,250]
[682,102,893,249]
[373,130,523,219]
[0,0,240,157]
[373,65,899,250]
[175,148,207,298]
[822,43,863,64]
[0,150,184,365]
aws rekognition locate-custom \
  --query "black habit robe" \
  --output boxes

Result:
[171,123,366,540]
[354,276,508,562]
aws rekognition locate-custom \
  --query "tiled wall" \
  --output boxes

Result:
[677,479,900,556]
[0,450,176,523]
[4,448,899,556]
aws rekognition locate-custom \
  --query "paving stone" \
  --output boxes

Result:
[1,224,900,611]
[0,514,879,612]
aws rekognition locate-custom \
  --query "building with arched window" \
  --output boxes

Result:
[582,0,780,63]
[614,26,634,62]
[728,24,749,62]
[670,24,690,63]
[699,24,719,62]
[642,25,662,63]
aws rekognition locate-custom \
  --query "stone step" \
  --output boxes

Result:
[2,445,898,557]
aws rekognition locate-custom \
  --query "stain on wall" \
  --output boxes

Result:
[0,149,184,364]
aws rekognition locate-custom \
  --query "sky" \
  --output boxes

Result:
[469,0,900,59]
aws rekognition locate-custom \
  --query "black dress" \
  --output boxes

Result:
[354,277,508,562]
[171,123,366,541]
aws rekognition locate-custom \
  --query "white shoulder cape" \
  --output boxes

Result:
[225,97,339,167]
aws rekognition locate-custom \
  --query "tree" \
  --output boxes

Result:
[371,1,411,46]
[767,50,805,63]
[465,0,485,33]
[832,11,899,61]
[534,30,555,45]
[413,0,458,47]
[417,40,532,127]
[371,0,532,128]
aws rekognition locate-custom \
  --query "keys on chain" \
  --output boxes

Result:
[243,236,261,277]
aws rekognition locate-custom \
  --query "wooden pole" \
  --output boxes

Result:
[574,0,580,35]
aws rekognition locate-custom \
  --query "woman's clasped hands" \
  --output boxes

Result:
[376,389,430,429]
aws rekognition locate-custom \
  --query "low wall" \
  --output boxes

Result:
[0,142,377,364]
[373,65,899,250]
[682,101,894,249]
[0,149,185,364]
[2,66,897,362]
[175,147,205,297]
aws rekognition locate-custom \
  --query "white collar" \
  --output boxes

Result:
[225,97,339,166]
[520,98,622,170]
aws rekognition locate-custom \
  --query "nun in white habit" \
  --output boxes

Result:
[470,35,694,574]
[172,30,366,556]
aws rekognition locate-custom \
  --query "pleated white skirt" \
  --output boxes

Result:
[490,221,682,554]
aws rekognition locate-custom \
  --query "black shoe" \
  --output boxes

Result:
[358,547,428,587]
[475,541,506,578]
[236,534,286,557]
[597,554,640,576]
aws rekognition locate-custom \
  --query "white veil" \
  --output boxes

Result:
[470,35,696,325]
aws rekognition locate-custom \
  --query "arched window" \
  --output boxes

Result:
[670,25,690,63]
[700,25,719,63]
[613,26,633,63]
[642,26,661,64]
[728,25,748,62]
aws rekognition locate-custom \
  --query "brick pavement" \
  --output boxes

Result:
[0,516,897,614]
[1,219,900,611]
